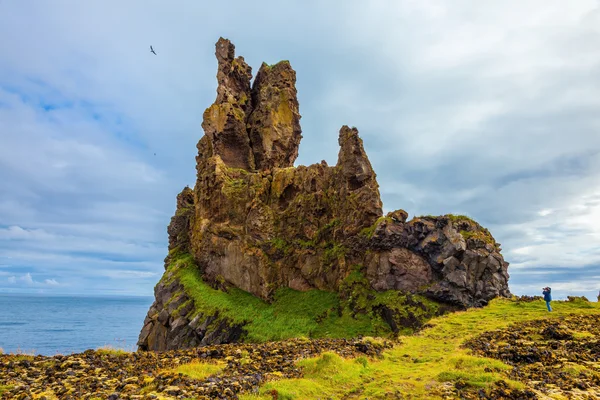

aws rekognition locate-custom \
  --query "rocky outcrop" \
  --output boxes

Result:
[366,214,510,307]
[138,269,244,351]
[163,186,194,267]
[139,38,511,351]
[190,124,383,301]
[248,61,302,170]
[201,38,254,170]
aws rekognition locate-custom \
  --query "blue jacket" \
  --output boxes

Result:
[543,289,552,302]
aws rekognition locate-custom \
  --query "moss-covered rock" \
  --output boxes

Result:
[139,38,511,351]
[138,254,443,350]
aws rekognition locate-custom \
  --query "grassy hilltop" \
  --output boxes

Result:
[2,297,599,399]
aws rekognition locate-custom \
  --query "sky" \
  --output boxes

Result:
[0,1,599,299]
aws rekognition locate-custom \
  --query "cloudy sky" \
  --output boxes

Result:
[1,1,599,299]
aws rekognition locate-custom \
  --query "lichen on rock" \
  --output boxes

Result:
[138,38,511,351]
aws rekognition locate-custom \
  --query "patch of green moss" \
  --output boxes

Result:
[171,254,393,342]
[232,105,246,121]
[224,165,250,176]
[175,206,193,217]
[295,238,316,249]
[270,217,342,252]
[221,177,246,198]
[0,385,13,396]
[340,266,442,336]
[320,218,340,233]
[265,60,290,69]
[340,266,372,313]
[171,360,226,380]
[266,237,293,256]
[460,230,495,245]
[239,92,248,105]
[96,346,130,356]
[174,299,193,318]
[231,58,247,74]
[320,243,346,268]
[445,214,477,224]
[359,216,392,239]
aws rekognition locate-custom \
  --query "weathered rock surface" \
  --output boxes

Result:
[248,61,302,170]
[201,38,254,171]
[139,38,511,351]
[163,186,194,268]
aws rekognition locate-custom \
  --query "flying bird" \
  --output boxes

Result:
[150,46,157,55]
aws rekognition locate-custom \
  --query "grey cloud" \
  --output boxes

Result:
[0,0,599,296]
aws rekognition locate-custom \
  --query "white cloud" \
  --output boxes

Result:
[44,279,59,286]
[20,273,34,285]
[0,0,599,297]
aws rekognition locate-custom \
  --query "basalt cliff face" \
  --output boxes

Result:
[138,38,510,351]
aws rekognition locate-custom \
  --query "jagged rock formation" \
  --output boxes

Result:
[367,214,510,307]
[138,267,243,351]
[138,38,510,351]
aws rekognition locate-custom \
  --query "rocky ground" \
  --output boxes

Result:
[0,338,390,400]
[466,314,600,399]
[4,309,599,399]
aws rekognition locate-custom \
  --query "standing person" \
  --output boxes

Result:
[543,287,552,312]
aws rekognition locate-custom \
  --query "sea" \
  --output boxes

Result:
[0,293,154,356]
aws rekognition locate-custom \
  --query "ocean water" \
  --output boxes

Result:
[0,294,154,356]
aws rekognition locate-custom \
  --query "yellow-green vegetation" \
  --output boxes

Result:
[265,237,293,255]
[31,391,59,400]
[240,298,600,399]
[96,345,130,356]
[320,243,346,267]
[175,206,192,217]
[359,216,392,239]
[268,218,342,252]
[440,214,496,245]
[0,385,13,396]
[444,214,477,224]
[4,353,35,361]
[171,360,226,380]
[172,254,393,342]
[274,96,293,126]
[222,177,247,198]
[265,60,290,69]
[249,352,372,399]
[459,229,495,245]
[340,266,442,335]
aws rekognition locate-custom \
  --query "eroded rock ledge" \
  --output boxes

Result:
[138,38,510,351]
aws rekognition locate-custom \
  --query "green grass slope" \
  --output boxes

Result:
[169,254,442,342]
[239,298,600,399]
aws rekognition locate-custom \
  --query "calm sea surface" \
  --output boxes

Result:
[0,294,153,355]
